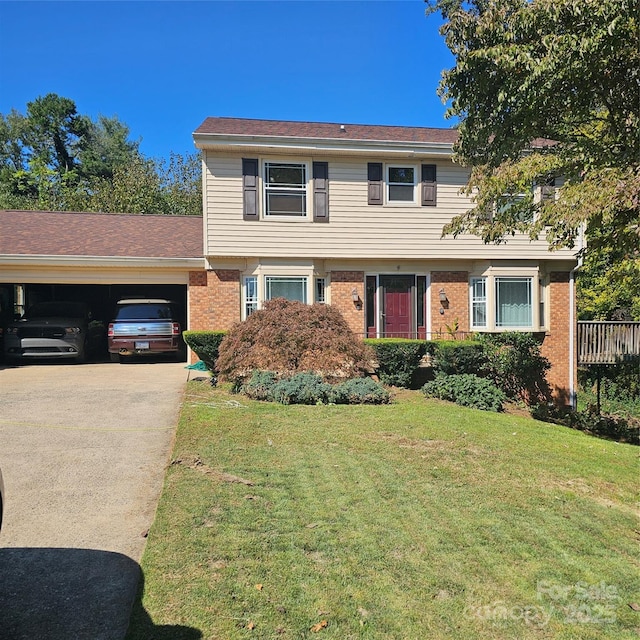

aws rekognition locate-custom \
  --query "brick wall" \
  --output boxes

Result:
[430,271,469,336]
[330,270,365,336]
[541,272,574,404]
[189,269,240,331]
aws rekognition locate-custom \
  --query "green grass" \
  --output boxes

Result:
[127,384,639,640]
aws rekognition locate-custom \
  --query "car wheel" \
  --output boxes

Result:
[109,353,120,363]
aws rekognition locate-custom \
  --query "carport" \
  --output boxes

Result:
[0,210,204,359]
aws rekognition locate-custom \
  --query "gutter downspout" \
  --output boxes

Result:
[569,268,576,409]
[570,226,586,410]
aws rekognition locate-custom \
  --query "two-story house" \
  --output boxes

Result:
[190,117,579,404]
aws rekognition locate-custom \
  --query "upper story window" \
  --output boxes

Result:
[368,163,436,206]
[387,166,417,203]
[242,158,329,222]
[264,162,307,217]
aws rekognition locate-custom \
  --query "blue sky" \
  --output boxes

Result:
[0,1,455,160]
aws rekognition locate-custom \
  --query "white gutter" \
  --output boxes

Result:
[192,133,455,157]
[0,255,204,269]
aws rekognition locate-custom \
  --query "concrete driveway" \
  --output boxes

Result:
[0,360,190,640]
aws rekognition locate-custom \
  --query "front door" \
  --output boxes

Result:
[380,275,414,338]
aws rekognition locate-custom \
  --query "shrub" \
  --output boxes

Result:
[242,370,278,401]
[578,362,640,414]
[478,332,551,405]
[428,340,486,376]
[329,377,391,404]
[422,373,505,412]
[532,403,639,445]
[364,339,427,388]
[183,331,226,371]
[271,372,332,405]
[216,299,373,384]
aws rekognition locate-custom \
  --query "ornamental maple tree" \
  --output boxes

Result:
[426,0,639,260]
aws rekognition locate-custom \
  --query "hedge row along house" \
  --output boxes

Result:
[0,117,579,405]
[190,118,580,405]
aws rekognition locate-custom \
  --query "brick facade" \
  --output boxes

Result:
[189,269,241,331]
[541,272,575,404]
[329,270,365,336]
[189,267,574,404]
[430,271,470,336]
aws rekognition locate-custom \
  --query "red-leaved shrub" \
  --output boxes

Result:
[216,298,374,383]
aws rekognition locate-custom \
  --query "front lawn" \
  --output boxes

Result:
[127,383,639,639]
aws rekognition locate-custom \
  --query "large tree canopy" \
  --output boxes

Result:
[0,93,201,215]
[426,0,639,260]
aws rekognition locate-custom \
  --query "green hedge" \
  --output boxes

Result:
[364,339,427,388]
[183,331,227,371]
[422,373,505,412]
[426,340,486,376]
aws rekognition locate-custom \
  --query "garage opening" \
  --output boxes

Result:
[2,283,188,362]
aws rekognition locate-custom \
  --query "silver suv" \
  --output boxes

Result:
[108,299,182,362]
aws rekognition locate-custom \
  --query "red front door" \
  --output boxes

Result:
[381,275,414,338]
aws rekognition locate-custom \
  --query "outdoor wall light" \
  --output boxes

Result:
[439,288,449,314]
[351,288,362,310]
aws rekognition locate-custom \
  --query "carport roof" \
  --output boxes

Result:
[0,210,203,258]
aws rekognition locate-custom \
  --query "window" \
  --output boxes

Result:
[496,192,532,222]
[244,276,258,317]
[470,275,538,330]
[264,162,307,217]
[368,163,436,206]
[265,276,307,303]
[470,277,487,328]
[496,278,533,327]
[315,278,326,304]
[387,165,417,202]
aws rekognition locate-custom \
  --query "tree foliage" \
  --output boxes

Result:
[216,298,374,384]
[0,93,201,215]
[426,0,639,260]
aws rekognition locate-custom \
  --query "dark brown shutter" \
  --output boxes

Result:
[242,158,259,220]
[368,162,383,205]
[421,164,437,206]
[313,161,329,222]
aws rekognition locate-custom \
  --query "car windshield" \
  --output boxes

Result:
[115,304,174,320]
[26,302,87,319]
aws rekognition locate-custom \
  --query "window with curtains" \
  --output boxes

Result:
[265,276,307,303]
[495,277,532,327]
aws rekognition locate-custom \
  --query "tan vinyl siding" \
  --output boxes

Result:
[204,152,576,261]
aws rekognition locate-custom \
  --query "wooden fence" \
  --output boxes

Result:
[577,321,640,365]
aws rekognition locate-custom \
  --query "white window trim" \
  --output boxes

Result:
[385,164,419,206]
[241,265,322,319]
[469,270,546,332]
[262,158,312,221]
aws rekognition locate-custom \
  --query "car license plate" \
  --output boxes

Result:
[135,341,150,350]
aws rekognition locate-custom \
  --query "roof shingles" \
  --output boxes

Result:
[194,117,459,145]
[0,210,203,258]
